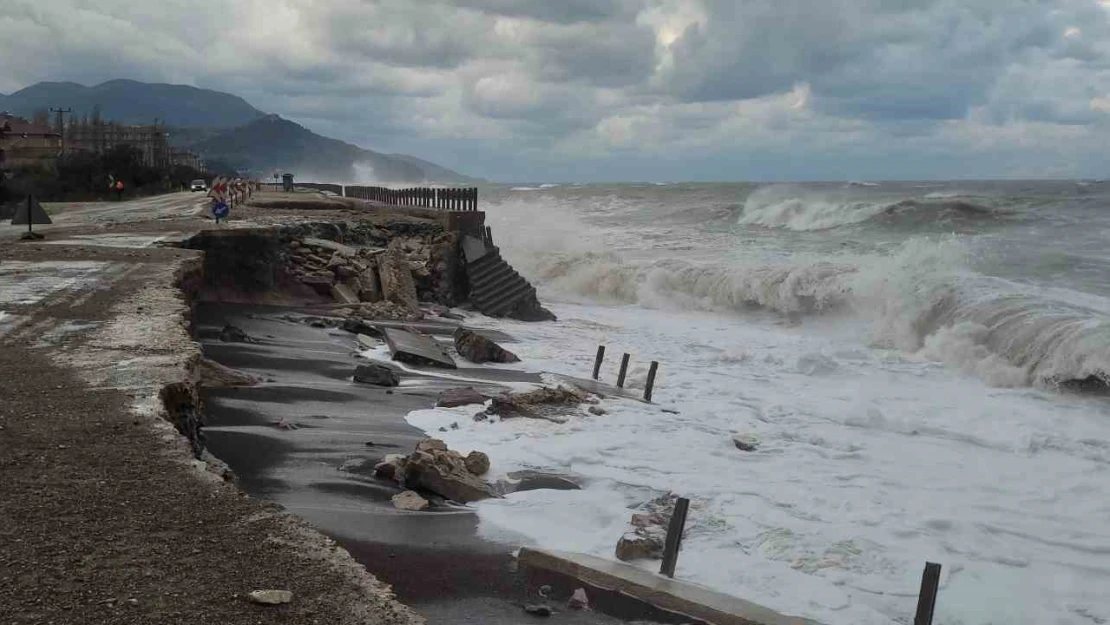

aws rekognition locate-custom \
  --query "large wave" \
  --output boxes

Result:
[738,185,1008,231]
[514,238,1110,390]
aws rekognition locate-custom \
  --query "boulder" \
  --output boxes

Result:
[465,451,491,476]
[392,490,430,511]
[587,406,607,416]
[303,237,357,257]
[415,438,448,454]
[353,363,400,387]
[568,588,589,611]
[378,248,420,312]
[484,386,586,421]
[373,454,407,482]
[354,301,421,321]
[614,493,681,562]
[436,387,487,408]
[524,604,553,617]
[198,358,261,387]
[335,265,358,280]
[732,433,761,452]
[453,328,520,364]
[404,448,496,503]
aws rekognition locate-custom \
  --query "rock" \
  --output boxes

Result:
[374,454,407,482]
[732,433,761,452]
[568,588,589,611]
[415,438,448,453]
[524,604,553,617]
[437,387,487,408]
[353,363,400,387]
[342,318,380,336]
[356,302,422,322]
[378,248,420,312]
[453,328,520,364]
[331,283,360,304]
[505,471,582,493]
[587,406,607,416]
[392,490,430,511]
[359,268,383,303]
[248,590,293,605]
[614,493,681,562]
[335,265,358,280]
[303,237,357,257]
[301,275,334,295]
[485,386,586,421]
[465,451,491,476]
[218,324,252,343]
[306,254,329,267]
[198,358,261,387]
[404,447,497,503]
[127,598,139,607]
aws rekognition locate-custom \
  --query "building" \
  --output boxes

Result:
[67,121,171,168]
[169,150,206,172]
[0,114,62,168]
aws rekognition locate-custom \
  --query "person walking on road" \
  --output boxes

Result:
[114,179,124,201]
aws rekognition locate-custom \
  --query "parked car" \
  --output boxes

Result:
[190,179,208,192]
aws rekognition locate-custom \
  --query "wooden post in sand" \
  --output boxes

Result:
[592,346,606,380]
[659,496,690,578]
[617,353,631,388]
[914,562,942,625]
[643,361,659,402]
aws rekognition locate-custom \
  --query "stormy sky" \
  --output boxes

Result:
[2,0,1109,181]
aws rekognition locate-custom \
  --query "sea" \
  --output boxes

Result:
[401,180,1110,625]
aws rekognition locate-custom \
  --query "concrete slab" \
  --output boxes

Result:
[518,548,822,625]
[331,283,360,304]
[462,235,488,263]
[381,327,457,369]
[302,237,358,257]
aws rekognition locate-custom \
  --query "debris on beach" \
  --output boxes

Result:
[436,387,487,408]
[524,604,553,617]
[481,385,588,422]
[374,438,497,503]
[615,493,682,562]
[353,363,400,387]
[568,588,590,611]
[464,450,491,476]
[218,324,253,343]
[197,357,261,388]
[453,327,520,364]
[732,433,761,452]
[391,490,430,511]
[247,589,293,605]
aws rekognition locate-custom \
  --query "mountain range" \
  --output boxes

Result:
[0,80,474,183]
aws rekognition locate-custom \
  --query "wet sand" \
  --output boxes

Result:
[196,302,645,624]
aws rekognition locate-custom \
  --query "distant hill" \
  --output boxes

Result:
[1,79,474,182]
[191,115,473,183]
[0,80,264,127]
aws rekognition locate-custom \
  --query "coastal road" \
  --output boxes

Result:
[0,193,426,625]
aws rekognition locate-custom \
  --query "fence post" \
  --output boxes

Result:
[914,562,942,625]
[485,225,493,246]
[643,361,659,402]
[617,353,631,388]
[659,497,690,578]
[592,346,606,380]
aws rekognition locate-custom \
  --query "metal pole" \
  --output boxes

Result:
[643,361,659,402]
[592,346,606,381]
[659,497,690,578]
[914,562,942,625]
[617,353,631,388]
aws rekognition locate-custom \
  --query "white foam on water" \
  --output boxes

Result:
[405,302,1110,625]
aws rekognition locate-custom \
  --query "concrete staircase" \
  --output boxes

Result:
[462,236,552,320]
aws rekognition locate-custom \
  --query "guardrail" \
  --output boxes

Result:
[345,186,478,211]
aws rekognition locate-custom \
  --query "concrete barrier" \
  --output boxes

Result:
[517,547,823,625]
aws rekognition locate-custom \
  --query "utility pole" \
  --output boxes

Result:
[50,107,72,155]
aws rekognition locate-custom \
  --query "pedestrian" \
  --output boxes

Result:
[115,179,124,201]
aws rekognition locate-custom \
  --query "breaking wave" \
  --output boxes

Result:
[739,186,1008,231]
[517,238,1110,390]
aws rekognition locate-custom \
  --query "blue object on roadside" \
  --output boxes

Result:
[213,200,229,219]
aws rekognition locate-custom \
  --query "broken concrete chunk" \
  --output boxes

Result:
[392,490,430,511]
[568,588,589,611]
[353,363,400,387]
[453,327,520,364]
[436,387,486,408]
[331,283,360,304]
